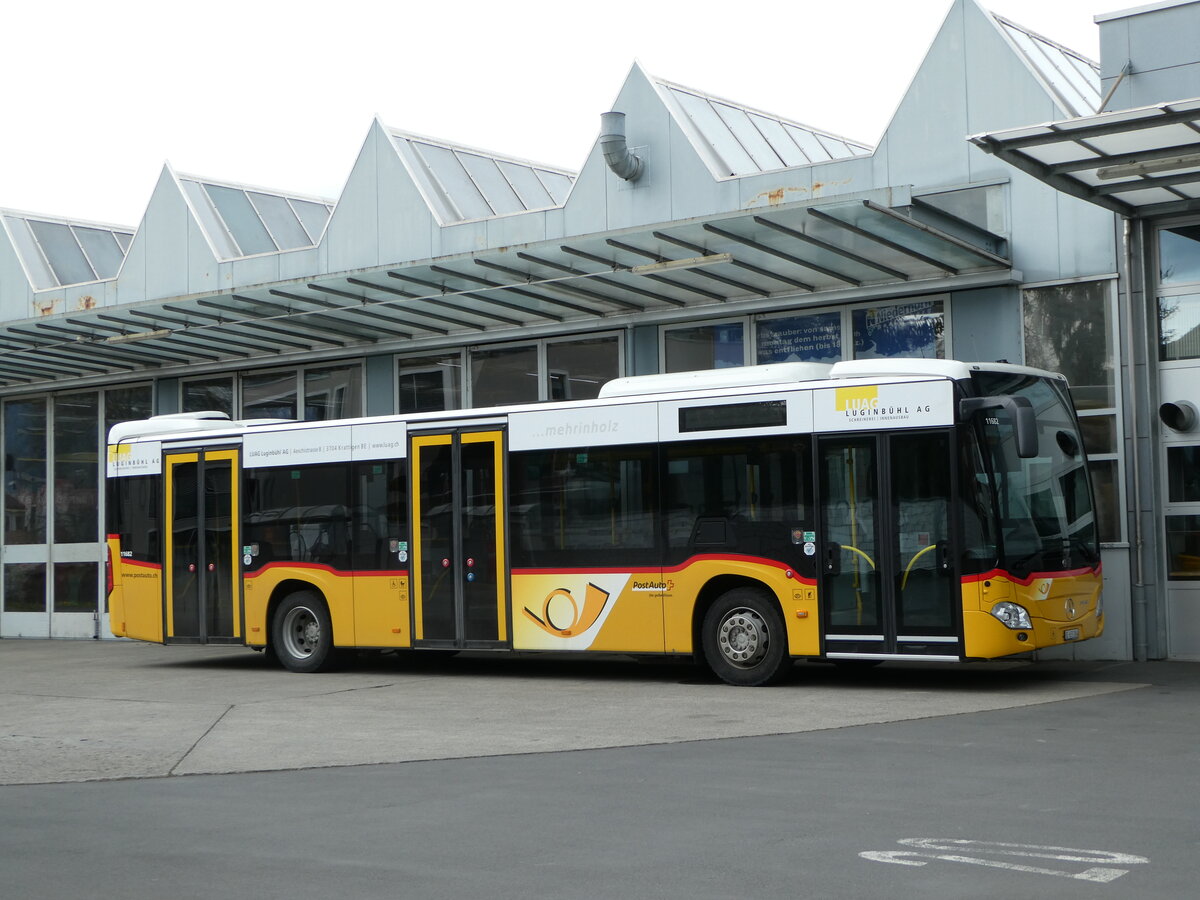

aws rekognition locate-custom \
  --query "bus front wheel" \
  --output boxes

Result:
[701,588,791,687]
[271,591,339,673]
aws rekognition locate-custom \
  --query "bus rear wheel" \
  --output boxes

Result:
[272,591,339,673]
[701,588,791,687]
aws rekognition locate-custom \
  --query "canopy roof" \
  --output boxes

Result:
[970,97,1200,217]
[0,191,1010,388]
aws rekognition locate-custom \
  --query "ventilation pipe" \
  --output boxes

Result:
[600,111,643,182]
[1160,399,1199,432]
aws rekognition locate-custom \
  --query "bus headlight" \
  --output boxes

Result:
[991,601,1032,630]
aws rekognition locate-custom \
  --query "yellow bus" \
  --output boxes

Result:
[105,359,1103,685]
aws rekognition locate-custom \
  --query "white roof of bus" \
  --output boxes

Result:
[106,359,1065,446]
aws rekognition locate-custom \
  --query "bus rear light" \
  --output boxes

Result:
[990,601,1032,630]
[105,545,114,599]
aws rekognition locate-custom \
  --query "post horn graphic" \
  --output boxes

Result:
[523,583,611,637]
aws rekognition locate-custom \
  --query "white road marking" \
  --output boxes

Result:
[861,839,1149,883]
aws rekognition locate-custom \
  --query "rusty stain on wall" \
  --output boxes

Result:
[33,297,60,316]
[747,186,809,208]
[77,295,97,310]
[746,178,855,209]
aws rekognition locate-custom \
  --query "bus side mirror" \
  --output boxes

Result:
[960,395,1038,459]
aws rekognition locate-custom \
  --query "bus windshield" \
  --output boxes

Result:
[970,371,1099,576]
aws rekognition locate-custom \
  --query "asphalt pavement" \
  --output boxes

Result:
[1,640,1196,899]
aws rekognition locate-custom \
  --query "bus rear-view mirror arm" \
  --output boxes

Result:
[959,395,1038,459]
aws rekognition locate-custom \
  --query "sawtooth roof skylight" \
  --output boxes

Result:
[390,130,576,224]
[178,176,334,260]
[655,79,873,177]
[992,13,1101,117]
[2,212,133,290]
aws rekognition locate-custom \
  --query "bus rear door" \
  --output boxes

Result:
[409,428,508,649]
[817,430,961,660]
[164,448,241,643]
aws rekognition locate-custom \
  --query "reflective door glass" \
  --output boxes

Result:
[461,436,500,642]
[891,431,955,635]
[415,439,456,642]
[820,439,881,632]
[170,459,201,638]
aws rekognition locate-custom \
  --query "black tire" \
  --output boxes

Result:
[271,591,339,673]
[701,587,792,686]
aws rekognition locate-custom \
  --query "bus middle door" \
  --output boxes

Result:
[410,429,508,649]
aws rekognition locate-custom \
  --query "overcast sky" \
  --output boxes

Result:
[3,0,1118,227]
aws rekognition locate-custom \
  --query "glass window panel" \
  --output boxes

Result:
[1168,446,1200,503]
[457,153,524,215]
[1167,514,1200,579]
[247,192,312,250]
[815,134,853,158]
[5,216,58,289]
[852,300,944,359]
[104,385,153,437]
[1160,225,1200,285]
[4,563,46,612]
[671,89,758,175]
[243,463,351,571]
[1159,293,1200,361]
[108,475,160,565]
[756,311,842,363]
[783,125,833,162]
[398,354,462,413]
[413,142,493,220]
[73,227,125,279]
[546,336,619,401]
[1023,281,1114,409]
[535,170,574,205]
[1078,413,1117,456]
[509,444,658,569]
[497,162,554,209]
[352,460,407,571]
[180,180,240,259]
[54,562,98,613]
[711,103,785,171]
[470,345,538,407]
[203,184,276,256]
[114,231,133,253]
[54,392,100,543]
[304,365,361,421]
[5,398,47,544]
[28,219,96,285]
[664,322,745,373]
[748,114,810,166]
[291,200,332,243]
[183,378,234,416]
[243,370,298,420]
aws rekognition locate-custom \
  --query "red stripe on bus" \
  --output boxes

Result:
[961,564,1101,586]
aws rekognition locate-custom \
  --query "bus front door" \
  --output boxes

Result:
[410,430,508,649]
[164,449,240,643]
[817,430,961,660]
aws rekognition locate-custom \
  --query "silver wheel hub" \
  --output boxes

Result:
[718,608,769,669]
[282,606,319,658]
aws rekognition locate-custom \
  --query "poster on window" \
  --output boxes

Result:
[756,312,842,363]
[852,301,944,359]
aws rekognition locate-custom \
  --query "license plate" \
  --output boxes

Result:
[1063,627,1081,641]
